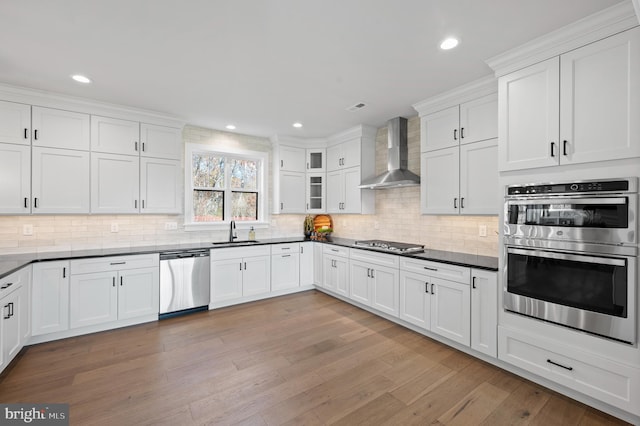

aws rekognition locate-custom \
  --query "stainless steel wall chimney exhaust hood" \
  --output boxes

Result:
[359,117,420,189]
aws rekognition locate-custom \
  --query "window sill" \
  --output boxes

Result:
[184,222,270,232]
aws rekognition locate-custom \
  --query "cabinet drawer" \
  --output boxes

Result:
[271,243,300,254]
[0,267,26,298]
[322,244,349,258]
[71,254,159,274]
[499,326,640,415]
[350,248,399,268]
[400,258,470,284]
[210,245,271,261]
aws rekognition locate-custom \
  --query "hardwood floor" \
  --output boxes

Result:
[0,290,630,425]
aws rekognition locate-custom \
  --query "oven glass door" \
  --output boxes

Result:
[507,247,627,318]
[506,197,628,228]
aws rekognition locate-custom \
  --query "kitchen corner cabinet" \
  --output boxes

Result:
[306,173,326,213]
[271,243,300,291]
[0,100,31,145]
[306,148,325,172]
[349,249,400,317]
[420,93,497,153]
[470,269,497,358]
[69,254,159,329]
[322,245,349,296]
[32,261,70,336]
[299,242,314,286]
[32,107,90,151]
[32,147,90,214]
[0,143,31,214]
[210,246,271,303]
[499,27,640,171]
[399,258,471,346]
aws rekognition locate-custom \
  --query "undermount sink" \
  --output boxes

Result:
[211,240,259,246]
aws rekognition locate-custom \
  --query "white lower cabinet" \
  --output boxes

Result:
[499,326,640,416]
[1,267,30,373]
[399,258,471,346]
[322,245,349,296]
[210,246,271,303]
[32,261,69,336]
[271,243,300,291]
[69,254,160,329]
[313,242,323,285]
[349,249,400,317]
[299,242,314,286]
[470,269,497,357]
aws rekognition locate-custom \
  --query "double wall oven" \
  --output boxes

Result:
[503,178,638,344]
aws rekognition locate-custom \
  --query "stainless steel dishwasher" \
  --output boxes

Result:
[159,248,210,318]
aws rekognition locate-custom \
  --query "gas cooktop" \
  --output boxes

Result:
[353,240,424,254]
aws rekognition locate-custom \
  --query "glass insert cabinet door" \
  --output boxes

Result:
[306,149,325,172]
[306,173,325,213]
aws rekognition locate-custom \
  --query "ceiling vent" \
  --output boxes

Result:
[346,102,367,112]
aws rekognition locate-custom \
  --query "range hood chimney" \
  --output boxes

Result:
[359,117,420,189]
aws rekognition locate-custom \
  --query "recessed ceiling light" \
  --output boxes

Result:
[292,122,303,128]
[225,124,236,130]
[71,74,92,84]
[440,37,459,50]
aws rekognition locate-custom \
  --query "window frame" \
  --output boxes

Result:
[184,143,268,231]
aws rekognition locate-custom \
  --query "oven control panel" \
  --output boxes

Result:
[507,179,629,195]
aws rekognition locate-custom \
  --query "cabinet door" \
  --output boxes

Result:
[0,143,31,214]
[0,100,30,145]
[459,93,498,145]
[32,147,90,214]
[140,123,182,160]
[20,268,31,342]
[471,270,497,358]
[2,289,22,363]
[306,148,325,172]
[279,172,306,213]
[341,138,361,169]
[322,255,335,290]
[306,173,325,213]
[279,145,305,172]
[349,260,371,305]
[421,105,459,152]
[91,153,140,214]
[430,277,470,346]
[498,57,560,171]
[211,259,243,302]
[243,256,271,296]
[420,148,459,215]
[140,158,181,213]
[399,271,430,329]
[560,27,640,165]
[342,167,362,214]
[313,243,323,285]
[326,144,342,172]
[326,170,343,213]
[118,267,159,319]
[334,257,349,297]
[299,242,314,286]
[272,253,300,291]
[32,107,90,150]
[91,115,139,155]
[32,261,69,336]
[459,139,499,215]
[69,271,118,329]
[370,265,400,317]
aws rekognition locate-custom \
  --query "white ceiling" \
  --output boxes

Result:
[0,0,628,139]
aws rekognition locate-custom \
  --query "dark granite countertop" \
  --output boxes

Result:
[0,236,498,279]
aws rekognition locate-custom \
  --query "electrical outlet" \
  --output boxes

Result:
[165,222,178,230]
[23,224,33,236]
[479,225,487,237]
[374,221,380,230]
[111,223,119,233]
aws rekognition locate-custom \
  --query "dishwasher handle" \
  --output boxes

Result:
[160,250,209,260]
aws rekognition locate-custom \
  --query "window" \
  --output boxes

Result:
[186,144,266,227]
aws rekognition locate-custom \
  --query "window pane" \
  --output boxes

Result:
[231,191,258,221]
[192,154,225,188]
[193,190,224,222]
[230,158,257,190]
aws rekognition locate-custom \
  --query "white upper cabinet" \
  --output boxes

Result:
[140,123,182,160]
[279,145,306,173]
[306,148,325,172]
[0,143,31,214]
[32,147,90,214]
[91,153,140,214]
[499,27,640,171]
[140,157,182,214]
[421,148,459,215]
[91,115,140,155]
[306,173,325,213]
[32,106,90,151]
[0,100,31,145]
[279,171,306,213]
[459,139,499,215]
[421,106,460,152]
[327,137,361,171]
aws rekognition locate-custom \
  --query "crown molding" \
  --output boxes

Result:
[269,134,327,147]
[326,124,378,145]
[486,1,639,77]
[0,82,185,128]
[412,75,497,117]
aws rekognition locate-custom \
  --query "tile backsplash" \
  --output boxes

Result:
[0,118,498,257]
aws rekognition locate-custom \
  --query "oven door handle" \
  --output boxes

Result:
[506,197,626,206]
[507,247,626,266]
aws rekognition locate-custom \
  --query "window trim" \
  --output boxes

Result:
[184,143,268,231]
